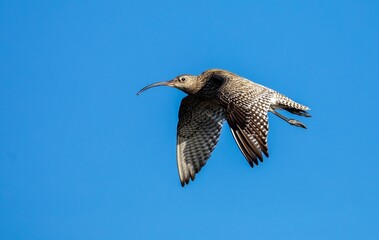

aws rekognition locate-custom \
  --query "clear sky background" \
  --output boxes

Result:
[1,1,378,239]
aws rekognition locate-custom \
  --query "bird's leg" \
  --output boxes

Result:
[269,108,307,129]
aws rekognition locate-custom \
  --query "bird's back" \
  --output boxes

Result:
[208,69,309,114]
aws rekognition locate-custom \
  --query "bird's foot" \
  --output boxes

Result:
[288,119,307,129]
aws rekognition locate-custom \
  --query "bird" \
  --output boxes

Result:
[137,69,311,186]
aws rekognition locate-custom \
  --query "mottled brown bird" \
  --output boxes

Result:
[137,69,310,186]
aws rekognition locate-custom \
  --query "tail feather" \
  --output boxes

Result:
[281,106,311,117]
[272,92,311,117]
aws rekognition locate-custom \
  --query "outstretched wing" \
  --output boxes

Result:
[221,86,272,167]
[177,96,225,186]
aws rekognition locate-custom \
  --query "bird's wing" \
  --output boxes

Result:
[220,88,272,167]
[177,95,225,186]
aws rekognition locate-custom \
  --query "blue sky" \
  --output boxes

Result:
[1,0,378,239]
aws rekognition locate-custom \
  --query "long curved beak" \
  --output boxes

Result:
[136,81,173,95]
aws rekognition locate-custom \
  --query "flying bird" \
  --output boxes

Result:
[137,69,310,186]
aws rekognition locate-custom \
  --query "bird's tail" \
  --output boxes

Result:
[272,92,311,118]
[281,106,311,117]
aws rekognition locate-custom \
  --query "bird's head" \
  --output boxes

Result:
[137,74,201,95]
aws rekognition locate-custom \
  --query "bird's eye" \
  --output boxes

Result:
[179,77,186,82]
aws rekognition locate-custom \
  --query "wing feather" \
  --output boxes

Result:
[221,87,271,167]
[176,96,225,186]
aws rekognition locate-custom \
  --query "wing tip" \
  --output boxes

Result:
[180,175,191,187]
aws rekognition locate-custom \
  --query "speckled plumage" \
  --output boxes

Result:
[137,69,311,186]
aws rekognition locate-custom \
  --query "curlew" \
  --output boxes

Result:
[137,69,311,186]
